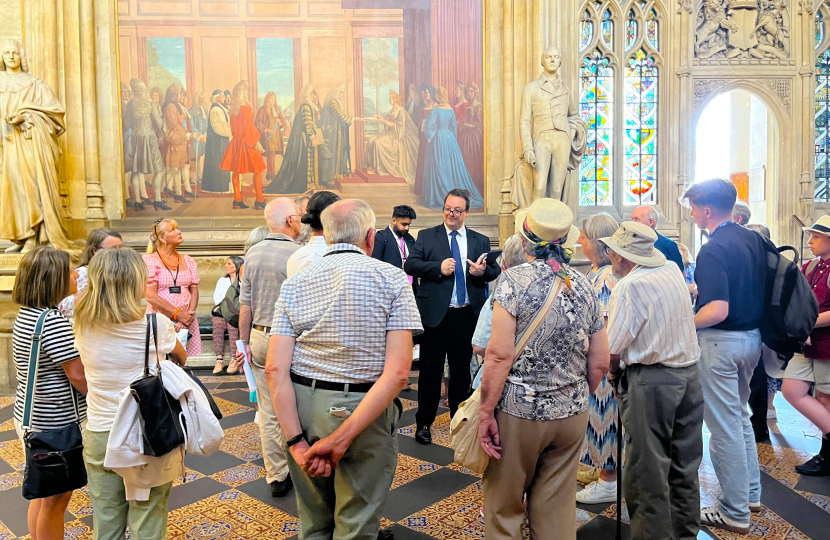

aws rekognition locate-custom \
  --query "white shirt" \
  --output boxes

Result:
[213,276,232,305]
[287,235,328,278]
[607,262,700,369]
[75,315,178,432]
[445,224,469,308]
[389,226,408,260]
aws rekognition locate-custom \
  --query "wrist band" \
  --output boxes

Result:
[286,434,305,448]
[172,308,180,321]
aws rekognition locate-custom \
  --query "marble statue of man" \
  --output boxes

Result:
[515,46,587,208]
[0,39,71,253]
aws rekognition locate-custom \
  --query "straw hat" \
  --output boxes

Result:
[804,215,830,238]
[517,199,578,249]
[599,221,666,267]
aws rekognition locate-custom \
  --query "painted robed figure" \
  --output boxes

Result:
[0,39,73,253]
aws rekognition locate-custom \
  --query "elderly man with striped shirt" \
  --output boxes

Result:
[600,222,703,540]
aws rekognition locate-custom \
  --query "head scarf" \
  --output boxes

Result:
[522,219,573,287]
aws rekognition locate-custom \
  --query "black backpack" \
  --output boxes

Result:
[211,276,240,328]
[759,238,818,361]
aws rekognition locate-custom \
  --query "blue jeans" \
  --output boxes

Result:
[697,328,762,523]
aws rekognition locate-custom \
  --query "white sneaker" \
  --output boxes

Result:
[700,506,750,534]
[767,409,777,420]
[254,411,260,424]
[576,480,617,504]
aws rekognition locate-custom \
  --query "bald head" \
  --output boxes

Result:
[321,199,376,252]
[264,197,299,237]
[631,206,660,230]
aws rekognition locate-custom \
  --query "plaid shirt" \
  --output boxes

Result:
[271,243,424,383]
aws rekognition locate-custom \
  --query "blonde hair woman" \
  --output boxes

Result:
[144,218,201,356]
[75,247,186,540]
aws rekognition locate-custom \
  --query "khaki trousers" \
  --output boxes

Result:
[483,410,587,540]
[250,328,289,483]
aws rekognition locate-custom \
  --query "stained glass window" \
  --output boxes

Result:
[646,10,659,49]
[816,49,830,202]
[579,51,614,206]
[626,10,638,51]
[602,10,614,49]
[581,12,594,52]
[624,50,658,205]
[818,11,825,51]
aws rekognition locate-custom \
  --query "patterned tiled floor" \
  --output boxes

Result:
[0,372,828,539]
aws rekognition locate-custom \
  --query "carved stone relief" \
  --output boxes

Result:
[695,0,790,61]
[692,78,791,112]
[693,79,727,109]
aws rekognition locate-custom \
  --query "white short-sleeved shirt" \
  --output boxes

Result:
[75,314,178,432]
[286,236,328,278]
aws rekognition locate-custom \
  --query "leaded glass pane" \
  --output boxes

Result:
[816,50,830,202]
[602,10,614,49]
[626,10,638,51]
[624,50,658,206]
[581,11,594,52]
[646,10,659,49]
[579,51,614,206]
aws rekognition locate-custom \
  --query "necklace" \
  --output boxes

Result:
[158,250,180,270]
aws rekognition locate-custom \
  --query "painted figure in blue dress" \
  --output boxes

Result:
[420,86,484,209]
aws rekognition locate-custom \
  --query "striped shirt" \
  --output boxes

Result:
[13,308,86,430]
[240,233,301,327]
[607,262,700,369]
[271,243,423,383]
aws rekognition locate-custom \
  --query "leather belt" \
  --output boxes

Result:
[290,372,375,393]
[252,324,271,333]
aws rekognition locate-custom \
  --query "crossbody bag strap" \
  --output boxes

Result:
[513,277,564,361]
[144,314,152,377]
[22,310,50,430]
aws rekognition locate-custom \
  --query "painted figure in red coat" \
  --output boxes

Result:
[219,80,267,210]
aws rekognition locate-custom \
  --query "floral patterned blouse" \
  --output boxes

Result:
[585,265,617,314]
[491,260,604,421]
[58,266,88,320]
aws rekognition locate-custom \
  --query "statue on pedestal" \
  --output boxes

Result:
[0,39,72,253]
[512,46,586,210]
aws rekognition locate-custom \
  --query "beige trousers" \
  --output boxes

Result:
[250,328,289,483]
[483,410,587,540]
[532,130,572,201]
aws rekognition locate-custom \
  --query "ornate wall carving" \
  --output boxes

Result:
[694,0,791,62]
[693,78,727,109]
[692,78,791,112]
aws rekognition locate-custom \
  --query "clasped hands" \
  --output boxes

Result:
[441,254,486,277]
[289,433,351,478]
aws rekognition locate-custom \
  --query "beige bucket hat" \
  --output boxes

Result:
[599,221,666,267]
[516,199,579,248]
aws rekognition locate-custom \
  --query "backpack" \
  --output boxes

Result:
[211,277,240,328]
[759,238,818,361]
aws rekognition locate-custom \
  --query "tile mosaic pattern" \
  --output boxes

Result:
[0,371,826,539]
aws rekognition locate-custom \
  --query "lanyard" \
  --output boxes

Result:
[324,249,362,257]
[158,252,180,289]
[709,221,731,237]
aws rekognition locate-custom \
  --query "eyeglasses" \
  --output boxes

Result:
[443,207,467,217]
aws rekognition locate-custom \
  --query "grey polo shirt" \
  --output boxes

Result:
[239,233,301,328]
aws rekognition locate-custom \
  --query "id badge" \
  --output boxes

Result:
[169,286,182,294]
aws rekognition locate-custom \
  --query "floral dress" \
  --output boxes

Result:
[58,266,88,320]
[143,253,201,356]
[580,265,621,470]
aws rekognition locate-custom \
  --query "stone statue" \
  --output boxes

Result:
[0,39,72,253]
[695,0,790,59]
[513,46,586,209]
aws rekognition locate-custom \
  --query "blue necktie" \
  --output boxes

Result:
[450,231,466,306]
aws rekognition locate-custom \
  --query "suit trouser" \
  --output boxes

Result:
[533,130,571,201]
[748,353,770,441]
[251,328,290,483]
[618,363,704,540]
[416,305,476,427]
[483,410,587,540]
[288,382,401,540]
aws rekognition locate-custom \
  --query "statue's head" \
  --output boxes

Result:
[541,46,562,75]
[0,40,28,73]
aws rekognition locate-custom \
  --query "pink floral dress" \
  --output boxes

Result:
[143,253,202,356]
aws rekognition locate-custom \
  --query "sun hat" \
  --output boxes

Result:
[804,215,830,238]
[514,209,528,235]
[599,221,666,267]
[517,199,579,248]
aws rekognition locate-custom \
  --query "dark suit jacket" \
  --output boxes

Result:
[371,227,415,270]
[655,232,684,271]
[404,224,501,328]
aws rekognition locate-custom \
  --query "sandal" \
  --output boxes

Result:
[213,359,225,374]
[227,358,240,374]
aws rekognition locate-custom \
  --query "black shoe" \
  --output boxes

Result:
[174,194,191,204]
[795,454,830,476]
[271,475,293,497]
[153,201,172,211]
[378,530,394,540]
[142,197,153,205]
[233,200,250,209]
[163,188,175,197]
[415,425,432,445]
[255,201,266,210]
[134,202,145,211]
[126,199,135,208]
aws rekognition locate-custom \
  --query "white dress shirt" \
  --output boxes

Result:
[287,235,328,278]
[389,226,408,261]
[445,224,469,308]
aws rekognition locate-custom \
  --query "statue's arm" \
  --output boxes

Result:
[519,84,534,157]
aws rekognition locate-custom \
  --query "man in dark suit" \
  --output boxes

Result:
[632,205,684,272]
[371,205,417,283]
[405,189,501,444]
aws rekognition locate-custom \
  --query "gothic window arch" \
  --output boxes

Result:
[578,0,663,209]
[816,5,830,202]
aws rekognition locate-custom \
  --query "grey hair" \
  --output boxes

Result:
[746,223,771,239]
[580,213,619,267]
[733,202,752,226]
[264,197,297,231]
[244,226,269,254]
[502,235,526,269]
[322,199,375,245]
[0,40,29,72]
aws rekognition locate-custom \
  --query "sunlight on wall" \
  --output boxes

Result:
[695,92,731,184]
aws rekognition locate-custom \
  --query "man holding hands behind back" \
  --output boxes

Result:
[405,189,501,444]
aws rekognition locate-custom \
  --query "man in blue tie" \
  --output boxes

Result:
[405,189,502,444]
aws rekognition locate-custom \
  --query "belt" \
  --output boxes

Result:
[290,372,375,393]
[252,324,271,333]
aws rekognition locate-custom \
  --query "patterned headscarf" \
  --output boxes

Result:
[521,218,573,288]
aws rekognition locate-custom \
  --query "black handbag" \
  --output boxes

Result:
[21,310,87,500]
[129,314,185,457]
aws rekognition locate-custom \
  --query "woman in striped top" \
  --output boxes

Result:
[12,246,87,540]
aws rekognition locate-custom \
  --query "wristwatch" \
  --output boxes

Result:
[286,433,305,448]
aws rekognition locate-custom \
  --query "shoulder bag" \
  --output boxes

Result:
[130,314,186,457]
[21,310,88,500]
[450,277,564,473]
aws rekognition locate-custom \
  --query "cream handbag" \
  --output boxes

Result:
[450,277,563,473]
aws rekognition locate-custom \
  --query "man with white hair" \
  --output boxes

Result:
[238,197,302,498]
[631,206,684,271]
[266,199,423,540]
[732,202,751,227]
[601,221,703,540]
